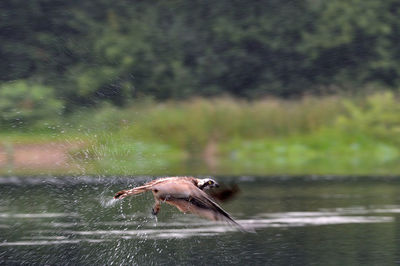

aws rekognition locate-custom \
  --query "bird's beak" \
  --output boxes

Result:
[214,182,220,188]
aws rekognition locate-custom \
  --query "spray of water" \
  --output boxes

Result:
[100,197,120,208]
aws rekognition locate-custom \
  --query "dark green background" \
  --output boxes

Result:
[2,0,400,110]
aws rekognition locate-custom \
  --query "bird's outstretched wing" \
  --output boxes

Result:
[114,183,153,199]
[113,177,253,232]
[153,180,247,231]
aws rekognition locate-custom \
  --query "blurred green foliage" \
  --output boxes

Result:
[2,0,400,111]
[337,92,400,143]
[59,92,400,175]
[2,1,400,175]
[1,92,400,175]
[0,80,63,128]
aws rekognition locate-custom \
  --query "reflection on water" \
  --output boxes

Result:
[0,211,394,245]
[1,176,400,265]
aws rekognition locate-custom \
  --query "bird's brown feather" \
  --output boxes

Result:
[113,177,249,231]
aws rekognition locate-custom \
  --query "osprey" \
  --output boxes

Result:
[114,177,245,230]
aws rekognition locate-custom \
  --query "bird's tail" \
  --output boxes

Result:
[114,185,151,199]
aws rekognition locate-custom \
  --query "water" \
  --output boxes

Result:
[1,176,400,265]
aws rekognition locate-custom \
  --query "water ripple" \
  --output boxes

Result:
[0,213,78,218]
[0,206,397,245]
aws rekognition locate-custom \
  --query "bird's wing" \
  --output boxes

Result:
[113,177,183,199]
[153,180,244,229]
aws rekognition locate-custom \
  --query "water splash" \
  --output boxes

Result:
[100,198,120,208]
[98,181,124,208]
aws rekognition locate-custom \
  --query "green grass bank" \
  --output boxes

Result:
[1,92,400,176]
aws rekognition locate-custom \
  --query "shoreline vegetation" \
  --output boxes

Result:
[3,1,400,177]
[1,91,400,176]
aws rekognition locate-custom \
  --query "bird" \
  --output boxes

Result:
[114,176,247,231]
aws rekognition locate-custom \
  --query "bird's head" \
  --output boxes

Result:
[197,178,219,190]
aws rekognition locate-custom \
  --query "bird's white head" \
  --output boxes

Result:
[197,178,219,190]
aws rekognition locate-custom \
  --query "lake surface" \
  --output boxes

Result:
[1,175,400,265]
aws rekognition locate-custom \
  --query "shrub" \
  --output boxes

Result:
[0,80,64,128]
[336,92,400,143]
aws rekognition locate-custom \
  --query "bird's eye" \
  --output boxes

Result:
[208,181,212,185]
